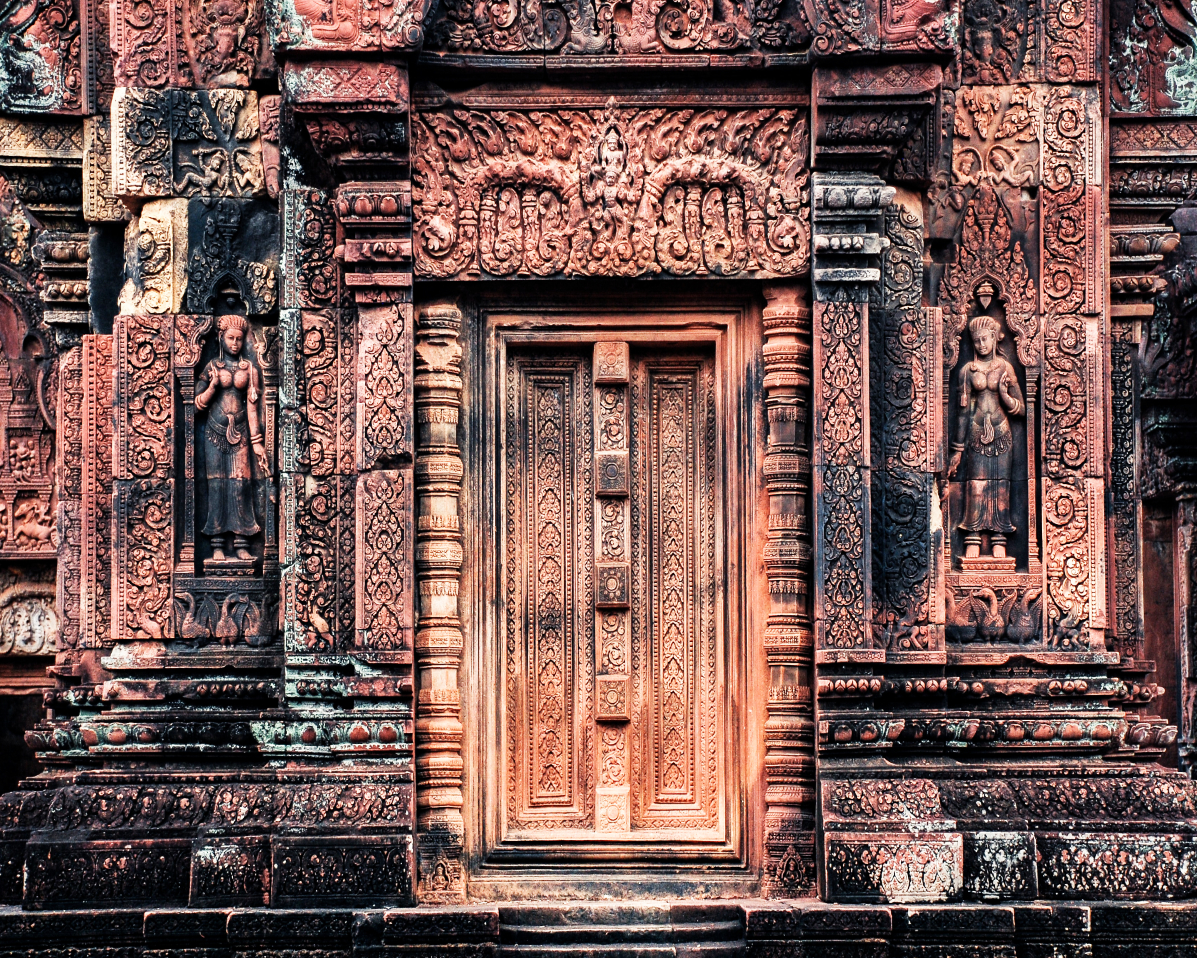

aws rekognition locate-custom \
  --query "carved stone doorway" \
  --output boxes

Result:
[463,299,762,897]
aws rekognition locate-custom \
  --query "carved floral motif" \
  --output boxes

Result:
[112,0,267,88]
[425,0,812,54]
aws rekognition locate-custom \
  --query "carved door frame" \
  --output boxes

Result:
[453,288,767,899]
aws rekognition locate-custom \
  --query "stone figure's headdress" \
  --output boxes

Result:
[217,314,249,334]
[968,311,1003,342]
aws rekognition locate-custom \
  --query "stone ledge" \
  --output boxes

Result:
[0,902,1194,956]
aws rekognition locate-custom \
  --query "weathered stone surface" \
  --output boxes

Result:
[0,0,1196,925]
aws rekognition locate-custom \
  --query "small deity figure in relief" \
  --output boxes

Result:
[947,301,1024,565]
[195,314,268,564]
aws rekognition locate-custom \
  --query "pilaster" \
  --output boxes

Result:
[413,301,466,902]
[760,284,817,897]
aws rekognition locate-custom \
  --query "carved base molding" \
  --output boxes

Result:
[0,773,415,908]
[820,761,1197,903]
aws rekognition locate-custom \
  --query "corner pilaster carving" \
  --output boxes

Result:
[810,173,893,662]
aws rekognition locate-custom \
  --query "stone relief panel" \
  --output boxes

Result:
[924,81,1107,651]
[110,0,272,89]
[0,0,117,114]
[0,579,57,656]
[423,0,814,56]
[111,89,266,202]
[413,88,810,280]
[270,0,432,52]
[172,311,280,650]
[420,0,962,57]
[940,184,1040,586]
[0,295,57,561]
[1111,0,1197,114]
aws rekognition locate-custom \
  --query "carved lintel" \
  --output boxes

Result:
[411,96,811,281]
[422,0,811,56]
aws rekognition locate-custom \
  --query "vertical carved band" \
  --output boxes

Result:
[810,174,893,657]
[414,301,466,902]
[82,335,113,649]
[594,341,631,833]
[1110,319,1143,662]
[57,345,84,653]
[1179,500,1197,770]
[761,285,816,897]
[1041,85,1107,647]
[113,313,174,642]
[813,297,871,651]
[874,200,940,653]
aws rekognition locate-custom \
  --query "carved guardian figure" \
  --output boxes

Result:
[948,310,1024,565]
[194,313,268,564]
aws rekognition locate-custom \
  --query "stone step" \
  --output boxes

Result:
[497,902,745,958]
[501,921,744,945]
[497,943,744,958]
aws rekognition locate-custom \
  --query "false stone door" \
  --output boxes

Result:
[481,315,744,876]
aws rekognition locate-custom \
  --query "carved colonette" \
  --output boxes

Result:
[760,284,816,897]
[412,301,466,901]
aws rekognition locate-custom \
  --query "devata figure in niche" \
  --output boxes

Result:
[948,306,1024,570]
[195,313,268,567]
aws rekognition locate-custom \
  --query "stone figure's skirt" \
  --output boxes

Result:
[202,425,260,536]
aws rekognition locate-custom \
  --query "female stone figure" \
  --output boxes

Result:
[947,310,1024,562]
[195,314,268,563]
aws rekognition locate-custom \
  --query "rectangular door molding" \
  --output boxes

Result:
[458,298,766,898]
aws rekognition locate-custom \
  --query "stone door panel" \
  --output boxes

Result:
[501,342,722,843]
[468,303,760,886]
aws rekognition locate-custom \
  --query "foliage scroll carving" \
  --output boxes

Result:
[413,102,810,280]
